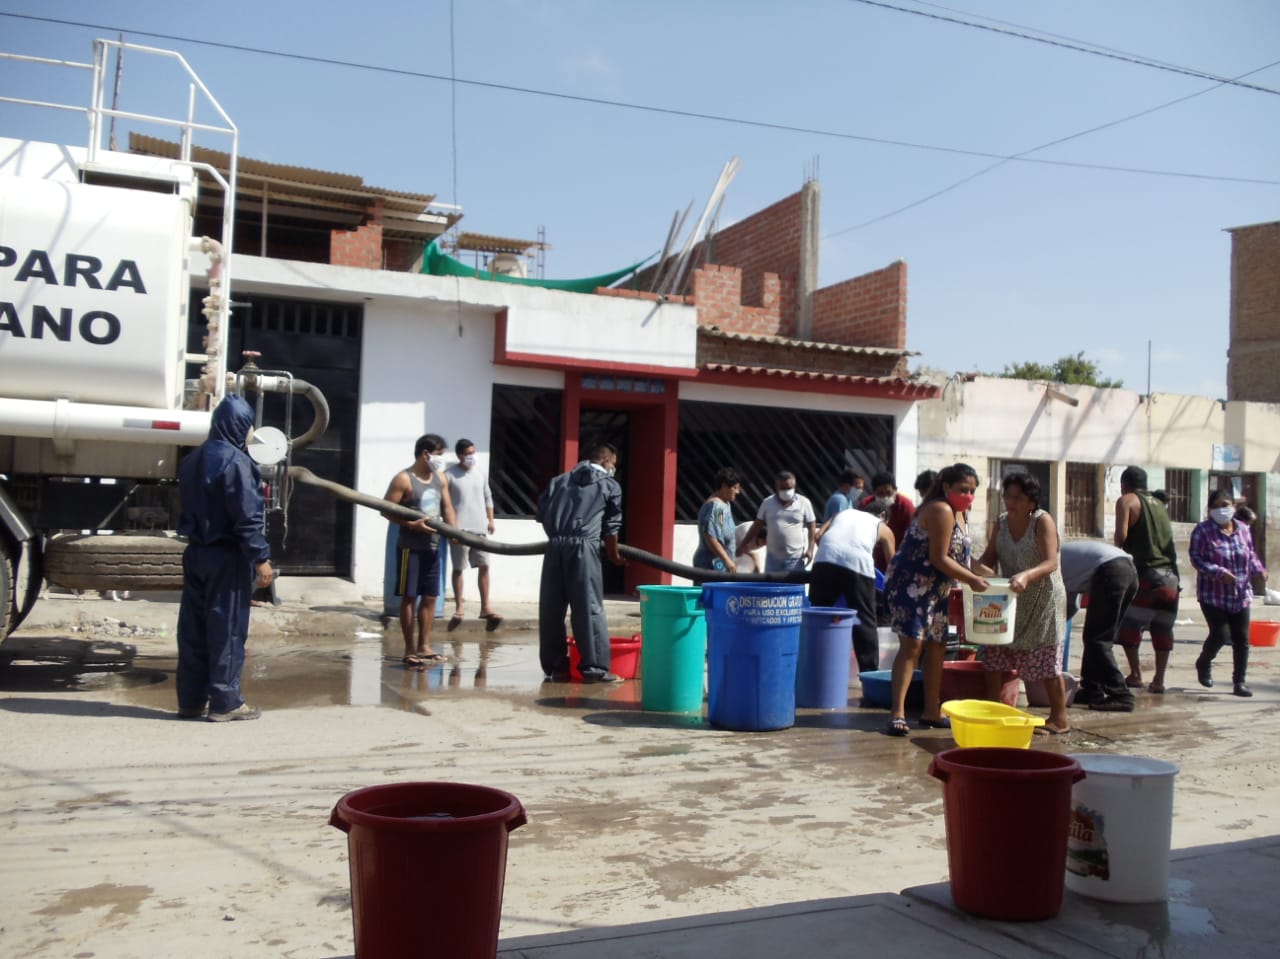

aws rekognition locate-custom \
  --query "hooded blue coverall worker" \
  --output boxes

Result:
[175,395,274,720]
[537,444,625,682]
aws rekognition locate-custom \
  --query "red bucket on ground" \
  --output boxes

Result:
[929,748,1084,921]
[1249,620,1280,647]
[940,660,1019,706]
[329,782,526,959]
[568,634,642,680]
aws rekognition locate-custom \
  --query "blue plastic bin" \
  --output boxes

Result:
[796,607,857,709]
[859,669,923,709]
[700,582,805,731]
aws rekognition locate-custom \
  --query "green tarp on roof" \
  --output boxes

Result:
[422,240,652,293]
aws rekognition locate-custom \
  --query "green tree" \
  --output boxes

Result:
[996,351,1122,388]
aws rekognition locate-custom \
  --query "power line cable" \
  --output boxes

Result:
[906,0,1248,75]
[845,0,1280,96]
[828,56,1280,237]
[3,11,1277,187]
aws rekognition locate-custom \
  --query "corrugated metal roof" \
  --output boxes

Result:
[700,362,939,397]
[455,231,545,254]
[699,325,917,358]
[128,134,460,237]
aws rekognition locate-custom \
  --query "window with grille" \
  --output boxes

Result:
[676,401,895,524]
[1163,468,1192,522]
[489,385,563,518]
[1064,463,1099,537]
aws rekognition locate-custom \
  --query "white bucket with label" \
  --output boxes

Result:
[1064,754,1179,902]
[961,577,1017,645]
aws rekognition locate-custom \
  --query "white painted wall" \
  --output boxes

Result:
[505,300,696,368]
[232,256,704,602]
[917,376,1280,565]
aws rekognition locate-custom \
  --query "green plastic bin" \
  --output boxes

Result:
[639,585,707,713]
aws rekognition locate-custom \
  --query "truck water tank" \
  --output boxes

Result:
[0,176,192,411]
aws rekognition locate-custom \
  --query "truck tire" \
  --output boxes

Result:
[1,539,14,639]
[43,533,187,592]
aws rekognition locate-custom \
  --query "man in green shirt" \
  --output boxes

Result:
[1113,466,1180,693]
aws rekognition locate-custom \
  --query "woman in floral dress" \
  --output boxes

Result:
[882,463,989,735]
[974,471,1070,734]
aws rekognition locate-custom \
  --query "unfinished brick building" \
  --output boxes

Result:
[1227,220,1280,403]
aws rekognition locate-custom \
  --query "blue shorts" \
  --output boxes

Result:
[396,546,441,599]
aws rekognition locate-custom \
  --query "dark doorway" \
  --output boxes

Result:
[579,408,630,596]
[186,293,362,576]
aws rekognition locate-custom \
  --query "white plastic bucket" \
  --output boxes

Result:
[1064,754,1179,903]
[961,577,1017,645]
[877,626,897,669]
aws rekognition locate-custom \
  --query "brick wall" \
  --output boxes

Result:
[693,265,791,337]
[710,191,804,313]
[1228,222,1280,402]
[330,220,384,269]
[384,239,422,273]
[330,198,385,269]
[595,287,691,305]
[812,260,908,350]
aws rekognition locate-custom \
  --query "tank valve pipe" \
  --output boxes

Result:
[234,374,330,450]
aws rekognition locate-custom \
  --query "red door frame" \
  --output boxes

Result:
[562,372,677,593]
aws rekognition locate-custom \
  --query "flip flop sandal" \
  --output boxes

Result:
[886,717,911,737]
[401,656,425,671]
[419,652,447,664]
[481,613,504,632]
[919,717,951,729]
[1147,683,1166,694]
[1125,676,1144,688]
[446,614,464,632]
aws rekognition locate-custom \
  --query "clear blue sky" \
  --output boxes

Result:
[3,0,1277,398]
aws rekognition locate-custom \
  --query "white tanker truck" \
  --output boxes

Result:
[0,40,327,638]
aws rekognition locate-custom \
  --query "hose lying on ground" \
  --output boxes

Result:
[288,465,811,584]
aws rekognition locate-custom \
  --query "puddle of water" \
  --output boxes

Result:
[4,630,641,715]
[1074,876,1221,958]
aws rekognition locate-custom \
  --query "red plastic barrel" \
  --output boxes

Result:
[928,748,1084,920]
[330,782,526,958]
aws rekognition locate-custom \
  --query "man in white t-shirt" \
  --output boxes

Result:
[810,507,895,672]
[738,471,816,573]
[444,438,501,631]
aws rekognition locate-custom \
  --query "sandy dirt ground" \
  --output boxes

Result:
[1,588,1276,958]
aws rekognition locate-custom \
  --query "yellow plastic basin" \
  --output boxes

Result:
[941,699,1046,749]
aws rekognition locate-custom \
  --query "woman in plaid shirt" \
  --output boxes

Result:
[1191,489,1268,697]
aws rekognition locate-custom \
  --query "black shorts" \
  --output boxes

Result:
[395,546,442,599]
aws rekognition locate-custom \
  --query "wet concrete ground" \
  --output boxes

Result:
[1,584,1277,957]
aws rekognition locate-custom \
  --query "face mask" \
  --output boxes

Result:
[946,490,975,512]
[428,454,445,472]
[462,454,477,469]
[1210,506,1235,527]
[777,488,796,503]
[876,495,895,510]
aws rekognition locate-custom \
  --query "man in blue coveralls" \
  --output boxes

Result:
[537,443,626,683]
[175,395,274,721]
